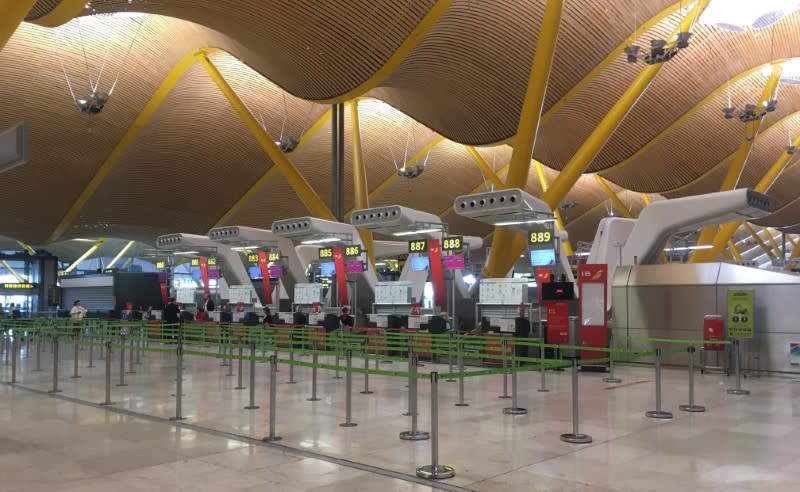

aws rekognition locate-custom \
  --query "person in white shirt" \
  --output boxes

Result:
[70,300,87,320]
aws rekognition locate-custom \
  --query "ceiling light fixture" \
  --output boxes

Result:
[300,237,340,245]
[493,219,556,227]
[624,33,692,65]
[392,228,443,237]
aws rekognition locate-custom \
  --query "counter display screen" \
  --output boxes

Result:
[318,247,334,259]
[408,239,428,253]
[442,236,463,251]
[530,249,556,267]
[410,256,430,271]
[344,245,362,257]
[320,261,336,276]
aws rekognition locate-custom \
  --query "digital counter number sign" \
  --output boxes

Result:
[344,245,362,257]
[1,283,35,289]
[247,253,259,264]
[527,223,554,249]
[248,251,281,263]
[408,239,428,253]
[190,257,217,267]
[155,261,166,270]
[318,247,334,259]
[442,236,463,251]
[268,251,280,262]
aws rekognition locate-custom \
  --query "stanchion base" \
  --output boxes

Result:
[360,390,374,394]
[244,405,260,410]
[170,393,185,397]
[287,381,297,384]
[339,422,358,427]
[331,376,343,380]
[307,397,321,401]
[416,464,455,480]
[445,379,456,382]
[87,364,95,369]
[645,410,674,419]
[234,386,246,390]
[402,412,418,416]
[263,436,282,442]
[603,377,622,383]
[727,389,750,395]
[503,407,528,415]
[399,430,430,441]
[380,360,392,364]
[679,404,706,413]
[454,403,469,407]
[70,375,81,379]
[125,371,136,375]
[169,416,186,421]
[560,433,592,444]
[537,388,550,393]
[498,395,512,399]
[115,384,128,387]
[99,401,115,406]
[32,369,43,372]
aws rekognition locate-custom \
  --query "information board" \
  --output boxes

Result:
[727,289,754,338]
[478,278,528,305]
[176,288,195,304]
[375,281,413,305]
[228,285,254,305]
[294,283,326,304]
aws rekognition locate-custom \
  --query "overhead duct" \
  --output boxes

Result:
[0,121,28,174]
[350,205,443,236]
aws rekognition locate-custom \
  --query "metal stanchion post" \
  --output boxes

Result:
[727,339,750,395]
[645,348,673,419]
[99,341,115,406]
[170,324,185,421]
[71,334,81,379]
[307,341,320,401]
[287,344,296,384]
[603,335,621,383]
[333,334,342,379]
[538,358,550,392]
[87,327,94,368]
[416,372,455,480]
[126,335,136,374]
[48,335,62,394]
[679,346,705,412]
[340,349,357,427]
[263,355,282,441]
[226,343,235,376]
[136,327,142,365]
[117,336,128,387]
[560,359,592,444]
[245,343,259,410]
[499,338,511,399]
[403,348,416,416]
[235,344,245,390]
[446,333,456,382]
[361,340,373,394]
[400,350,429,440]
[33,334,42,372]
[503,357,527,415]
[455,340,468,406]
[10,337,17,383]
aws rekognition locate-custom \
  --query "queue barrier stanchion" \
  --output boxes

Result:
[263,354,281,441]
[244,343,259,410]
[538,356,550,393]
[445,333,455,382]
[502,355,528,415]
[455,338,468,407]
[499,338,511,399]
[416,372,455,480]
[560,359,592,444]
[126,332,136,374]
[99,340,115,406]
[235,343,245,390]
[340,349,357,428]
[308,341,320,401]
[170,325,186,421]
[645,348,673,419]
[403,348,416,416]
[48,335,62,394]
[117,335,128,387]
[71,334,81,379]
[603,335,621,384]
[287,335,297,384]
[400,351,429,441]
[727,338,750,395]
[332,331,343,380]
[360,340,373,394]
[87,326,95,368]
[226,341,235,376]
[33,333,42,372]
[10,337,18,383]
[679,346,705,413]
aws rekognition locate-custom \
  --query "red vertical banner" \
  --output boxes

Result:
[258,251,273,305]
[427,239,446,309]
[199,256,211,296]
[577,263,608,365]
[332,246,349,306]
[534,267,553,303]
[159,284,168,305]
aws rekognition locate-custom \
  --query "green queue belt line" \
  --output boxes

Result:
[615,335,733,346]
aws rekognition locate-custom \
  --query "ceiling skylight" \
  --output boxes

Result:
[699,0,800,31]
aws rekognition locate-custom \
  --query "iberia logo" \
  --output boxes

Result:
[591,270,603,281]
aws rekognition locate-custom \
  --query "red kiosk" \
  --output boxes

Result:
[577,263,608,369]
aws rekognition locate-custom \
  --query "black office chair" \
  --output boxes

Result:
[293,312,308,325]
[242,312,260,326]
[514,317,531,358]
[324,314,340,333]
[428,316,448,334]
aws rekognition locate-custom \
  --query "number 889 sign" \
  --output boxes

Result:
[527,223,554,249]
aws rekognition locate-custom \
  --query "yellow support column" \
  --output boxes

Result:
[727,239,743,261]
[535,161,574,256]
[641,193,652,205]
[63,238,107,274]
[691,63,783,261]
[48,49,209,243]
[763,227,783,259]
[483,0,565,278]
[743,223,776,260]
[594,175,633,218]
[0,0,36,52]
[106,240,136,270]
[692,130,800,261]
[464,146,504,189]
[349,100,376,267]
[199,53,335,221]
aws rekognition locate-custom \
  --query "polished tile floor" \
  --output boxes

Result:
[1,338,799,491]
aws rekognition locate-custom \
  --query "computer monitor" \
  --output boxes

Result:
[530,249,556,267]
[410,256,430,272]
[248,266,262,279]
[320,261,336,276]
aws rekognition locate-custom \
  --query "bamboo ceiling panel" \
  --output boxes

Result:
[25,0,62,20]
[755,198,800,228]
[88,0,437,100]
[73,63,270,238]
[228,172,310,230]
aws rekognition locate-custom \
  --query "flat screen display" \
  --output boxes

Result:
[248,266,262,279]
[410,256,430,271]
[530,249,556,267]
[320,261,336,276]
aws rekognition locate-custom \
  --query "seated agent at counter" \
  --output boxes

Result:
[163,297,181,325]
[339,307,354,329]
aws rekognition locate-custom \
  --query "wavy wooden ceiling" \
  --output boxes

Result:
[4,0,800,247]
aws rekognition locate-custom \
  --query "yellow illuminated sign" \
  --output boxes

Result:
[247,253,259,264]
[344,245,362,257]
[190,258,199,267]
[155,261,166,270]
[207,257,217,266]
[268,251,281,262]
[442,237,463,251]
[528,231,552,244]
[408,240,428,253]
[1,283,34,289]
[318,247,334,259]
